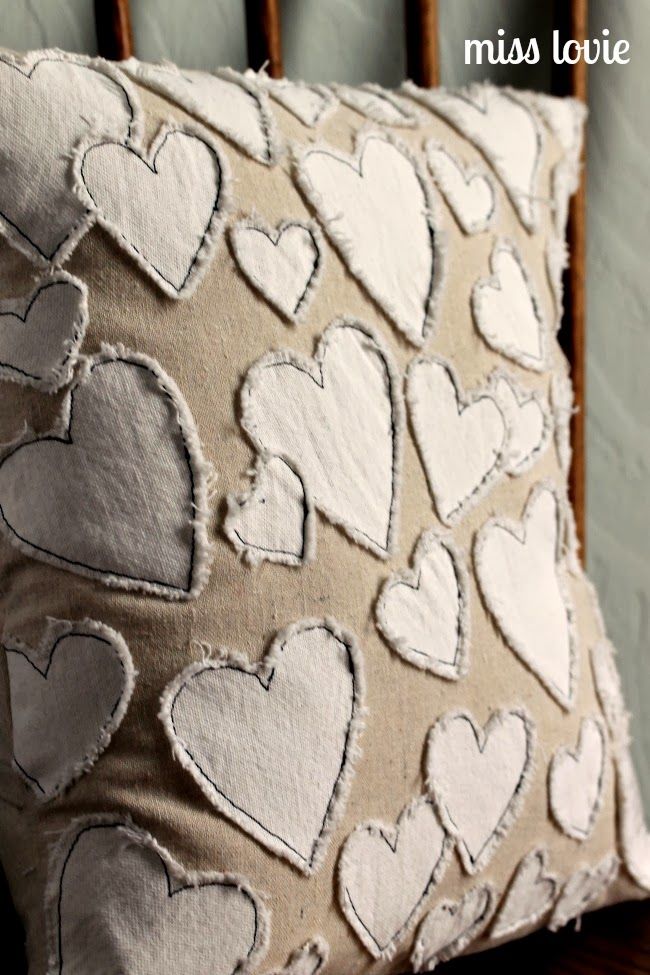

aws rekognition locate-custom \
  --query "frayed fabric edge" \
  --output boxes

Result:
[411,883,496,972]
[490,848,558,940]
[547,715,607,842]
[424,139,497,235]
[488,367,553,476]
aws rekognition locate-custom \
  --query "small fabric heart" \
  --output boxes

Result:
[335,84,419,127]
[548,854,619,931]
[490,370,551,474]
[264,78,337,128]
[411,884,494,972]
[426,141,496,234]
[549,716,606,840]
[491,848,558,939]
[264,938,329,975]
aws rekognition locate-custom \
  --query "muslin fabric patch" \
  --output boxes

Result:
[229,218,323,323]
[121,59,277,164]
[0,50,141,264]
[264,938,329,975]
[425,708,536,874]
[375,529,469,680]
[490,370,552,475]
[334,84,419,127]
[490,848,558,939]
[411,884,495,972]
[224,454,315,567]
[0,347,212,599]
[74,123,228,298]
[548,716,606,841]
[425,141,496,234]
[295,131,441,346]
[4,618,134,801]
[474,483,577,709]
[240,318,402,558]
[548,854,619,932]
[403,81,541,231]
[262,77,337,129]
[407,355,507,525]
[46,816,269,975]
[472,238,547,371]
[160,618,364,875]
[0,271,88,392]
[337,797,451,960]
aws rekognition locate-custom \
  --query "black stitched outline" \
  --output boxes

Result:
[300,134,438,344]
[0,355,198,594]
[234,221,322,318]
[54,821,261,974]
[242,321,401,556]
[0,54,137,262]
[0,278,85,385]
[169,623,359,870]
[79,128,224,294]
[230,457,311,562]
[4,629,126,795]
[549,717,607,841]
[425,142,497,232]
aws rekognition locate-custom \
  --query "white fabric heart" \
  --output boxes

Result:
[230,219,323,322]
[240,319,402,558]
[264,938,329,975]
[5,618,134,801]
[376,529,469,679]
[404,81,541,231]
[161,618,364,875]
[491,848,558,939]
[407,356,507,525]
[335,84,419,126]
[338,798,451,960]
[0,348,211,599]
[548,854,619,932]
[264,78,337,128]
[411,884,494,972]
[549,717,607,841]
[551,370,574,475]
[75,123,227,298]
[426,141,495,234]
[425,708,535,874]
[121,59,277,163]
[296,132,440,346]
[474,483,577,709]
[0,272,88,392]
[472,238,547,370]
[490,371,551,475]
[48,817,269,975]
[0,51,140,264]
[224,455,315,567]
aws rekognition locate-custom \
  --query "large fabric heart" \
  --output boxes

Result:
[240,320,402,558]
[474,484,576,709]
[75,124,226,298]
[549,716,606,840]
[49,818,268,975]
[161,618,364,875]
[425,708,535,874]
[411,884,494,972]
[338,798,450,960]
[0,349,210,599]
[5,619,134,800]
[0,52,139,263]
[296,132,439,346]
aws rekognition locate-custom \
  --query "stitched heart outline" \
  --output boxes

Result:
[334,83,420,127]
[0,346,212,599]
[0,271,88,392]
[160,617,365,875]
[4,617,134,800]
[411,883,495,972]
[48,815,269,975]
[548,854,619,932]
[425,141,496,235]
[74,122,228,299]
[489,369,552,476]
[490,848,558,939]
[264,77,338,128]
[548,716,607,841]
[264,938,330,975]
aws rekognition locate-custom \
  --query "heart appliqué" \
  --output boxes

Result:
[0,348,211,599]
[0,52,140,264]
[426,141,496,234]
[490,371,552,475]
[5,618,134,800]
[75,124,227,298]
[161,618,364,875]
[240,319,402,558]
[472,238,547,370]
[338,798,451,960]
[264,938,329,975]
[49,817,268,975]
[491,848,558,939]
[296,132,440,346]
[548,854,619,932]
[230,219,323,322]
[549,717,606,841]
[376,529,469,679]
[224,455,315,567]
[335,84,419,126]
[411,884,494,972]
[264,78,337,128]
[0,272,88,392]
[426,708,536,874]
[474,483,577,709]
[407,356,507,525]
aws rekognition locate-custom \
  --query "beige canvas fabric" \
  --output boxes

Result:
[0,51,647,975]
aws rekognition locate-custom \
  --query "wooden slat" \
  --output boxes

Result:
[94,0,134,61]
[552,0,588,558]
[245,0,283,79]
[404,0,439,87]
